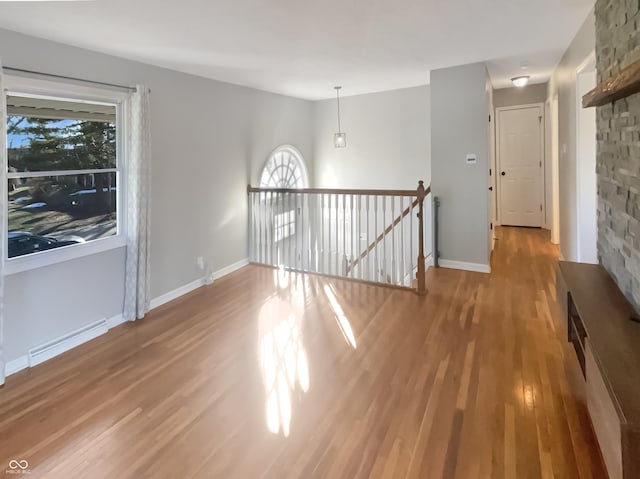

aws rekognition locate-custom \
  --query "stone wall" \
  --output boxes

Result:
[595,0,640,310]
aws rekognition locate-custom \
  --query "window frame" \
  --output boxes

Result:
[259,145,308,247]
[3,74,130,275]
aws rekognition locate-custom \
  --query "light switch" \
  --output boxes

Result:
[466,154,477,164]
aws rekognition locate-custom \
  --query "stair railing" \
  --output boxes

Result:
[247,181,431,294]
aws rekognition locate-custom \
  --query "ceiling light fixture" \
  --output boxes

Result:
[333,86,346,148]
[511,76,530,88]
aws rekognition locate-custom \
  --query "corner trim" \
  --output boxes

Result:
[439,259,491,274]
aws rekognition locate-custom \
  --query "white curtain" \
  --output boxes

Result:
[0,62,6,385]
[123,85,151,321]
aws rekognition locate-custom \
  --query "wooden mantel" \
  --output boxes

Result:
[583,59,640,108]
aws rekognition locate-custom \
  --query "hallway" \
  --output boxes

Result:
[0,227,605,478]
[456,226,606,478]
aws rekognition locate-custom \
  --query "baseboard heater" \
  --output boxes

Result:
[28,318,109,367]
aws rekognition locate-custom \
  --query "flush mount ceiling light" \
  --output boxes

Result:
[511,76,530,87]
[333,86,346,148]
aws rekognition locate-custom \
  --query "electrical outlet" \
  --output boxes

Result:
[197,256,205,270]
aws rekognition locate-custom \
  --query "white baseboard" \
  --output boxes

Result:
[439,259,491,274]
[28,319,108,368]
[213,257,249,281]
[4,312,123,378]
[149,277,205,311]
[4,259,250,379]
[150,257,249,310]
[106,313,125,329]
[5,355,29,377]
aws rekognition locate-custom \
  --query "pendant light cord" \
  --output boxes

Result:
[335,86,342,133]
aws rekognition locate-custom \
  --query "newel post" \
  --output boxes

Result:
[416,180,427,296]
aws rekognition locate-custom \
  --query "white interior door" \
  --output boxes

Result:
[497,106,544,227]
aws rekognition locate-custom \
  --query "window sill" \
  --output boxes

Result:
[4,235,127,276]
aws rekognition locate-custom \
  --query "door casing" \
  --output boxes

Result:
[495,103,546,227]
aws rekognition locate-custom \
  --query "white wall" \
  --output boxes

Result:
[313,86,430,189]
[493,83,548,109]
[312,86,432,265]
[431,62,490,270]
[547,11,595,261]
[576,67,597,263]
[0,28,314,364]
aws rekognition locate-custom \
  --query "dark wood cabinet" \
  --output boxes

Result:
[557,262,640,479]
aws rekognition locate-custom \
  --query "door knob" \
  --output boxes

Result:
[488,186,493,191]
[501,171,506,176]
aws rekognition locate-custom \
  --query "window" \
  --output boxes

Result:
[274,210,295,242]
[260,145,308,189]
[3,76,128,273]
[259,145,307,243]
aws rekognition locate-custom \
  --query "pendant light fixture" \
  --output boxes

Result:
[334,86,346,148]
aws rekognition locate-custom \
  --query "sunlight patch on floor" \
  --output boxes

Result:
[258,270,310,437]
[323,284,357,349]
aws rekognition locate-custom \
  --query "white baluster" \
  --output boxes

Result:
[350,194,355,277]
[374,196,378,282]
[382,196,387,283]
[391,196,396,285]
[342,193,346,275]
[300,193,304,271]
[411,197,415,281]
[400,196,406,286]
[357,195,362,280]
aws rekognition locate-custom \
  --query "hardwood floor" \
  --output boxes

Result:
[0,227,606,478]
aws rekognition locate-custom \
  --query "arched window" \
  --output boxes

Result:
[260,145,308,189]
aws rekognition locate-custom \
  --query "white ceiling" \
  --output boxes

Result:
[0,0,594,100]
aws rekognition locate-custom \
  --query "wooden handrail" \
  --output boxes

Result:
[346,197,420,274]
[247,185,422,197]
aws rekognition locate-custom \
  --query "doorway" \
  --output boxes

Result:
[576,53,597,263]
[496,104,545,227]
